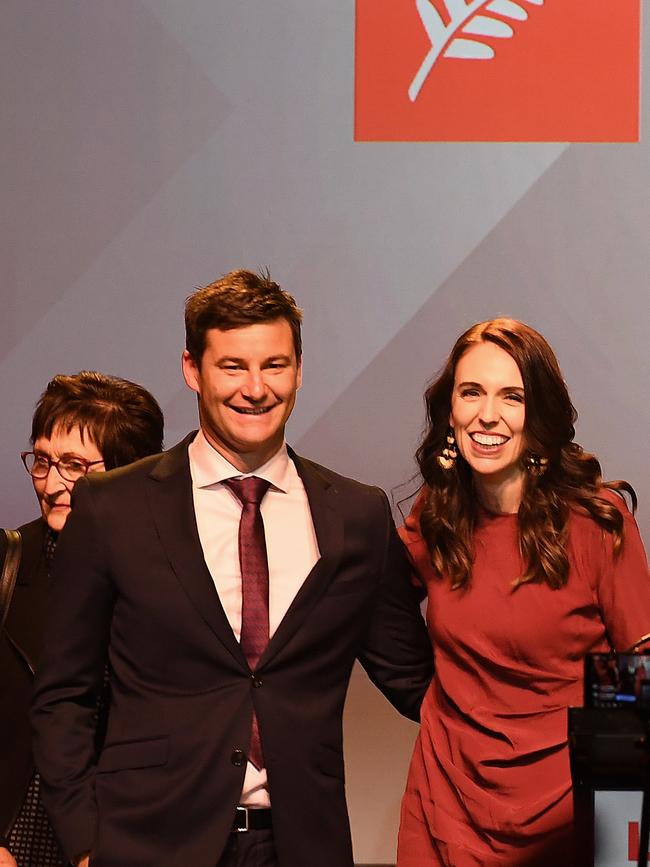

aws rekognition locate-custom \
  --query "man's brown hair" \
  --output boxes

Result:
[185,269,303,363]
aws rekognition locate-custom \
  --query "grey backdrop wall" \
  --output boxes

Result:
[2,3,648,863]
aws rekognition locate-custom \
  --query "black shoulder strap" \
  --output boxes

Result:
[0,529,22,635]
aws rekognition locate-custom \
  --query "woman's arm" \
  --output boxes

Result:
[594,494,650,650]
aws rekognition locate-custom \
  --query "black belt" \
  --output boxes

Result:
[232,807,273,833]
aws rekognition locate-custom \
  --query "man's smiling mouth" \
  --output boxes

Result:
[228,403,279,415]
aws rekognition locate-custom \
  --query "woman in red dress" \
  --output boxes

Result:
[397,319,650,866]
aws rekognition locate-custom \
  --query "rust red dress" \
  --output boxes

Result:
[397,490,650,866]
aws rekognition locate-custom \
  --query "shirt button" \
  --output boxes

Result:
[231,749,245,767]
[251,675,262,688]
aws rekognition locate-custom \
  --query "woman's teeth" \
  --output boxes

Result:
[470,433,508,446]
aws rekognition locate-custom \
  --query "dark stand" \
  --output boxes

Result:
[569,708,650,867]
[636,716,650,867]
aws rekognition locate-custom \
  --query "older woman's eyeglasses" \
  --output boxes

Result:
[21,451,103,483]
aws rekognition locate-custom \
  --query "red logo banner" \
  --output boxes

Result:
[355,0,640,141]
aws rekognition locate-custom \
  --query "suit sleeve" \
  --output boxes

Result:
[357,489,433,722]
[31,477,112,862]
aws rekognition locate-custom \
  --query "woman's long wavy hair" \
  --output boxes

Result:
[416,318,635,590]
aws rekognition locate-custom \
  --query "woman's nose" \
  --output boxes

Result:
[478,396,499,426]
[43,463,67,493]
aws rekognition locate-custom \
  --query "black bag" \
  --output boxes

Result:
[0,529,21,635]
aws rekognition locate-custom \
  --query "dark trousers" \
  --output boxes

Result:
[217,830,280,867]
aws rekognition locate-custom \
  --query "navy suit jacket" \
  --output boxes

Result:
[32,434,433,867]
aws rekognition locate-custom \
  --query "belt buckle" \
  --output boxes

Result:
[234,806,249,833]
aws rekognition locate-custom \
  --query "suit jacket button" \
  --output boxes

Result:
[231,749,245,767]
[251,675,262,688]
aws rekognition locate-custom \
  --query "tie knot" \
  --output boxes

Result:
[224,476,271,506]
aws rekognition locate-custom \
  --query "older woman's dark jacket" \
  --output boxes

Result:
[0,517,48,838]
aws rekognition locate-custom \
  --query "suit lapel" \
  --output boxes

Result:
[147,439,345,671]
[259,450,344,667]
[147,434,247,668]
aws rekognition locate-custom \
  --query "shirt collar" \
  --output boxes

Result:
[189,428,291,493]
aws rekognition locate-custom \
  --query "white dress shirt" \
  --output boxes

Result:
[188,429,319,806]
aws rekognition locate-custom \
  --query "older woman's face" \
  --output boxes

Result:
[450,342,526,498]
[32,424,105,532]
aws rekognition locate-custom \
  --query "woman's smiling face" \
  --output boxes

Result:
[450,341,527,498]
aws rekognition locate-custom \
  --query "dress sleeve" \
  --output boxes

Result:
[593,492,650,651]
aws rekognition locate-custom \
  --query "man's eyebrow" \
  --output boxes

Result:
[216,353,292,364]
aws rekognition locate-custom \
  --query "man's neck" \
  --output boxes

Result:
[200,428,284,475]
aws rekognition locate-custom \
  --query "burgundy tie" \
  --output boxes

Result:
[223,476,271,770]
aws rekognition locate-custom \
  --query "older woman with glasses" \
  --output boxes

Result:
[0,371,163,867]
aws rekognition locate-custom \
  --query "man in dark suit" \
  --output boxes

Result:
[32,270,433,867]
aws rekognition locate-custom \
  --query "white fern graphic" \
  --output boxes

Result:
[409,0,544,102]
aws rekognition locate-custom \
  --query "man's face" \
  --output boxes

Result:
[182,319,302,472]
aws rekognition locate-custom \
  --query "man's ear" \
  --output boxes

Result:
[296,358,303,391]
[181,350,201,394]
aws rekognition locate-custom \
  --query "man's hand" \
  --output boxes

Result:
[0,846,18,867]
